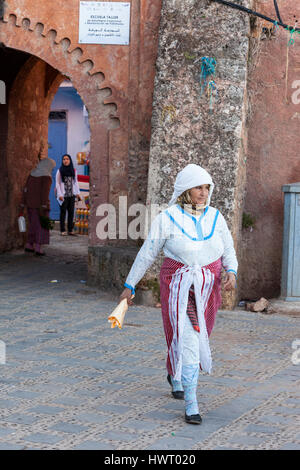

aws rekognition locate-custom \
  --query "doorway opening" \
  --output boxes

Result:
[48,81,91,222]
[0,45,90,270]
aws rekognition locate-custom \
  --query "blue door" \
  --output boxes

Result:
[48,119,67,220]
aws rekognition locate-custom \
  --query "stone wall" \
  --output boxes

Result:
[127,1,163,207]
[0,0,162,253]
[5,57,62,250]
[0,47,54,251]
[0,0,129,251]
[146,0,250,308]
[0,47,29,247]
[240,0,300,300]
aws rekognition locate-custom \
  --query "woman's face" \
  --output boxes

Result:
[189,184,210,205]
[38,143,47,160]
[63,155,71,166]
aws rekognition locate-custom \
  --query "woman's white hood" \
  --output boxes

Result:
[168,164,214,206]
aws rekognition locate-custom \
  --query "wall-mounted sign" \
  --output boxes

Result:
[79,2,131,45]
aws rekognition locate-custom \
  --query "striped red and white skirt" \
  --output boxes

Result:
[159,257,222,376]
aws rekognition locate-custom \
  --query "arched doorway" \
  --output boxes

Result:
[0,46,32,251]
[0,47,66,250]
[0,3,163,295]
[0,14,121,252]
[48,81,91,221]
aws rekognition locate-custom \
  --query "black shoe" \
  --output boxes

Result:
[185,413,202,425]
[167,374,184,400]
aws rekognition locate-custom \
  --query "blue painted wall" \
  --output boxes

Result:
[50,83,90,177]
[48,120,67,220]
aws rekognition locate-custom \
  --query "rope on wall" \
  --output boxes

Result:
[273,0,283,25]
[209,0,300,32]
[208,1,299,103]
[199,57,218,111]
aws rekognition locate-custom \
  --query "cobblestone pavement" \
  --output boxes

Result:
[0,230,299,450]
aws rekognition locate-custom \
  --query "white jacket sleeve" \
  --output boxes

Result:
[218,213,238,276]
[125,212,167,292]
[55,170,64,199]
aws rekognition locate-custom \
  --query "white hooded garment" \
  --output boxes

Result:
[168,164,214,207]
[125,163,238,374]
[125,163,238,291]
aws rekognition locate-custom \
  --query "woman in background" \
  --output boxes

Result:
[56,154,81,236]
[21,147,55,256]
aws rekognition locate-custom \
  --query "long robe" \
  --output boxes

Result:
[160,257,222,378]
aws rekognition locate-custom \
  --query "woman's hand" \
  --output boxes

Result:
[119,288,134,306]
[223,272,236,291]
[59,196,64,201]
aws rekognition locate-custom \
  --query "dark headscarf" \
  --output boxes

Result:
[59,154,75,181]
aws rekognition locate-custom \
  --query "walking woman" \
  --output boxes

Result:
[119,164,238,424]
[21,148,55,256]
[56,154,81,236]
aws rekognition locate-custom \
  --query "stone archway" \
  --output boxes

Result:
[0,1,164,297]
[0,13,122,250]
[5,53,65,249]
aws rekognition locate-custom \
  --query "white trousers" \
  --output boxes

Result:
[182,317,200,366]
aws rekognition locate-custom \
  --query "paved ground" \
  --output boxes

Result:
[0,230,299,450]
